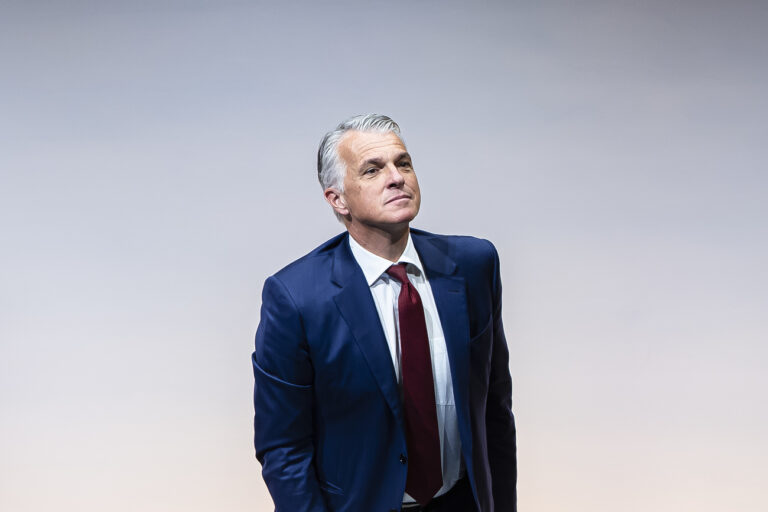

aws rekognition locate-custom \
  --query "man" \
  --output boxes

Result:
[253,114,516,512]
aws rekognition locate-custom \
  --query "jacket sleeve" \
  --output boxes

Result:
[485,242,518,511]
[253,275,329,512]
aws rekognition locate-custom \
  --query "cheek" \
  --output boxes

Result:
[343,185,363,205]
[347,188,374,213]
[362,186,380,204]
[409,177,421,195]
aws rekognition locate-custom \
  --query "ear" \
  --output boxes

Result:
[324,187,350,216]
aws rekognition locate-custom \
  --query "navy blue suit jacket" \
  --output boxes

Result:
[253,229,517,512]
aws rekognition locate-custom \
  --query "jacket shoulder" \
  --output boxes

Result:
[411,227,498,263]
[263,232,346,299]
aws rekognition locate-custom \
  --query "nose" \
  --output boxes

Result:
[385,163,406,187]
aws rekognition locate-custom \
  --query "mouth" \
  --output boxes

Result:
[386,194,411,204]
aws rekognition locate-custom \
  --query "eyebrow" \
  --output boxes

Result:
[358,152,412,173]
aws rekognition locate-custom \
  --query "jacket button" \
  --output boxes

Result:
[399,454,407,464]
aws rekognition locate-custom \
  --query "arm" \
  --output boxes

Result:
[253,276,329,512]
[485,242,518,511]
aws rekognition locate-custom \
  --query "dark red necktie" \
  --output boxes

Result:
[386,263,443,505]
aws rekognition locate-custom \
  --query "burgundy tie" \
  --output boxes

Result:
[386,263,443,505]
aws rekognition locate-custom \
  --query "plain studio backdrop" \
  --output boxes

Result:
[1,1,766,511]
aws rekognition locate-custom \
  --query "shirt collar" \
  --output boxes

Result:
[348,232,425,286]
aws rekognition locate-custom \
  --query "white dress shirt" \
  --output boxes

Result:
[348,233,462,504]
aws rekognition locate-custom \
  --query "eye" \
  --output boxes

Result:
[364,168,377,175]
[398,160,412,169]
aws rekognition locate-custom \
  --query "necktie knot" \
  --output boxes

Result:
[385,263,410,285]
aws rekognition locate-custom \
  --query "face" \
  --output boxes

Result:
[328,130,421,233]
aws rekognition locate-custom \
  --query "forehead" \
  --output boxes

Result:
[338,130,407,165]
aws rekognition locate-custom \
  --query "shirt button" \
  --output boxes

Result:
[399,454,407,464]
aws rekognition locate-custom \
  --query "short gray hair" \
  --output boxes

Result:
[317,114,404,192]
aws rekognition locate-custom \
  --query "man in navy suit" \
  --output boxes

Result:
[253,114,516,512]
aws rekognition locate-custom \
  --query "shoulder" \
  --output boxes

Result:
[268,231,345,282]
[410,227,501,295]
[260,232,347,307]
[411,227,498,264]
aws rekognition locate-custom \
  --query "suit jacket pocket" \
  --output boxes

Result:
[470,316,493,380]
[470,315,492,344]
[319,479,345,496]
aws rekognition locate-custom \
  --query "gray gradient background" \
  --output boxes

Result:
[1,1,766,510]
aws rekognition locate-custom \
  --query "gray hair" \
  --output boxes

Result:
[317,114,404,193]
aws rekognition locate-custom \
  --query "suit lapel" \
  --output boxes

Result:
[329,231,473,457]
[412,233,473,457]
[331,235,404,426]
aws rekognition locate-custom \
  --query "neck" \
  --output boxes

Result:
[347,223,410,262]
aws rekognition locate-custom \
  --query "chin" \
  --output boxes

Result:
[388,208,419,225]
